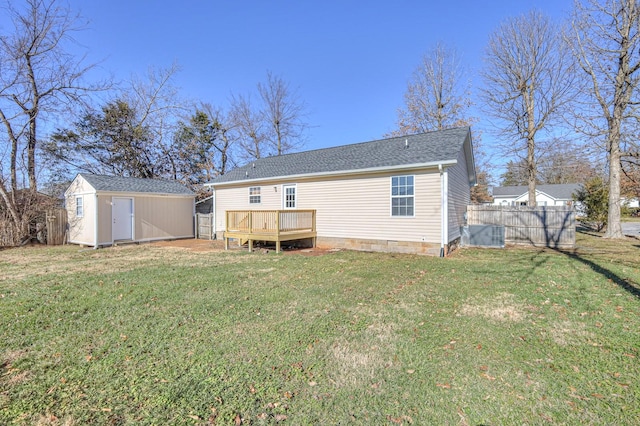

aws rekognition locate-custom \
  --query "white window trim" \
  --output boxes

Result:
[282,184,297,209]
[76,196,84,217]
[390,175,415,217]
[249,186,261,204]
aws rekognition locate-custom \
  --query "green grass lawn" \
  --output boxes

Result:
[1,232,639,425]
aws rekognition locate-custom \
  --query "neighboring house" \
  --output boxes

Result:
[491,183,580,207]
[206,127,476,256]
[65,174,195,248]
[622,197,640,209]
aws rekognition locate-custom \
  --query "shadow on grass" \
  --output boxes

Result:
[555,245,640,300]
[522,221,640,299]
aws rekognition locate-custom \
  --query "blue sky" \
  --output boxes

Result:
[27,1,574,169]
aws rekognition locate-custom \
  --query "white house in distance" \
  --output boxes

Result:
[491,183,580,206]
[65,174,195,248]
[206,127,476,256]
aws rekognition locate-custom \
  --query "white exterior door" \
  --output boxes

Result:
[112,197,133,241]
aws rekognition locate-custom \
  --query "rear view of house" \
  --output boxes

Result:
[207,127,476,256]
[65,174,195,248]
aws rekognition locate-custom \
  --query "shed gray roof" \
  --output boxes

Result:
[492,183,580,200]
[80,174,194,195]
[208,127,472,185]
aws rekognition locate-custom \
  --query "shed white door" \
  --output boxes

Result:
[112,197,133,241]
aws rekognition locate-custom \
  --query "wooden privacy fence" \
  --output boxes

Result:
[466,205,575,248]
[195,213,215,240]
[45,208,67,245]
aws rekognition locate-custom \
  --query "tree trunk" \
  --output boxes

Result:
[605,132,623,238]
[526,85,537,207]
[527,135,537,206]
[28,111,38,191]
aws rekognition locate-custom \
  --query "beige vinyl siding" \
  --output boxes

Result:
[66,174,195,247]
[446,148,471,242]
[214,184,283,232]
[97,194,113,244]
[134,196,194,241]
[302,171,441,243]
[96,194,194,244]
[215,169,443,244]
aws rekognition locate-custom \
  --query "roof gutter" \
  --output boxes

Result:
[205,160,458,188]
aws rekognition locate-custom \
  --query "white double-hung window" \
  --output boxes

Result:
[391,175,414,217]
[76,196,84,217]
[249,187,261,204]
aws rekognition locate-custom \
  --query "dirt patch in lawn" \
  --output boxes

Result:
[151,238,336,256]
[150,238,226,252]
[459,292,527,322]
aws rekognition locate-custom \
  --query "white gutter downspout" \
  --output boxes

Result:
[439,164,447,257]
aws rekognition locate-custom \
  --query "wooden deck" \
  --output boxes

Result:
[224,210,317,253]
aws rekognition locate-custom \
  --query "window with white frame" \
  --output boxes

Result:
[391,175,414,216]
[283,185,296,208]
[249,187,261,204]
[76,196,84,217]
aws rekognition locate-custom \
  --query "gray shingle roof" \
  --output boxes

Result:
[492,183,580,200]
[80,174,194,195]
[208,127,471,185]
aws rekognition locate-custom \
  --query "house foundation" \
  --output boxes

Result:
[316,236,445,256]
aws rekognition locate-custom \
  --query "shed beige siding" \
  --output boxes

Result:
[135,196,194,241]
[95,193,194,245]
[65,177,96,246]
[97,194,112,244]
[65,174,194,247]
[214,169,443,245]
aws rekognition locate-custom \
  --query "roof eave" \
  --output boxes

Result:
[88,190,194,197]
[205,159,458,188]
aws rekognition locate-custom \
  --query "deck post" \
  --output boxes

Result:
[224,211,229,250]
[248,239,253,252]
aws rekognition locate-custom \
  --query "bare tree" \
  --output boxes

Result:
[388,43,492,201]
[45,65,184,180]
[169,103,238,191]
[0,0,105,245]
[390,42,473,136]
[567,0,640,238]
[200,103,238,176]
[229,93,266,161]
[126,64,184,159]
[482,10,577,206]
[537,140,599,184]
[230,72,309,161]
[258,71,308,155]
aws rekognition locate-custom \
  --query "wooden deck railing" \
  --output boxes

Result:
[224,210,316,252]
